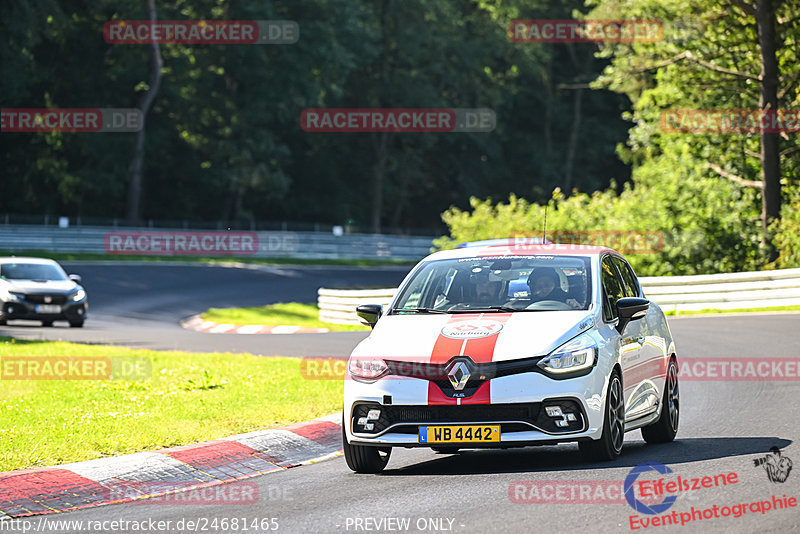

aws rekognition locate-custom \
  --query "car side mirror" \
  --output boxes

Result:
[68,274,82,284]
[356,304,382,328]
[616,297,649,333]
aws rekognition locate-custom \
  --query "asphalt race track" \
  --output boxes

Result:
[3,263,800,533]
[0,262,410,356]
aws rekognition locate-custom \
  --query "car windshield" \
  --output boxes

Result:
[0,262,68,281]
[393,255,592,313]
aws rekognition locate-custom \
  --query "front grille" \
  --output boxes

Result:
[387,403,538,424]
[353,403,539,435]
[25,294,67,304]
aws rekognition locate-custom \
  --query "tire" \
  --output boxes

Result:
[69,320,84,328]
[431,447,460,454]
[579,371,624,461]
[342,415,391,473]
[41,320,54,327]
[642,359,679,443]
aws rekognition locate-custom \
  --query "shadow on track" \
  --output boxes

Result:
[380,436,792,476]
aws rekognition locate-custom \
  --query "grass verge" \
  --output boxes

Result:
[0,249,416,267]
[201,302,369,332]
[0,337,343,472]
[664,304,800,316]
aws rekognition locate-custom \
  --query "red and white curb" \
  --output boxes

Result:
[181,314,329,334]
[0,414,342,519]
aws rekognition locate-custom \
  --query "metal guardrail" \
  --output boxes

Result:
[318,288,397,324]
[0,213,445,236]
[639,268,800,312]
[318,268,800,324]
[0,225,436,261]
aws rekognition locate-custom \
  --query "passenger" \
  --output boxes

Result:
[527,267,581,309]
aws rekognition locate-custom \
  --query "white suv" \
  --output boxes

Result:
[342,242,679,473]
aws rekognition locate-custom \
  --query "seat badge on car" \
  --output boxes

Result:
[44,296,52,303]
[448,361,471,390]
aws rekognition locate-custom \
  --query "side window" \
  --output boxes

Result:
[612,257,639,298]
[601,256,625,321]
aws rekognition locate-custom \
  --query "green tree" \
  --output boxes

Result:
[587,0,800,256]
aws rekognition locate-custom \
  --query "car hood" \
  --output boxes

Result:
[0,280,78,294]
[351,311,595,363]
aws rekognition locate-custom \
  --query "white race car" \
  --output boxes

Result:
[342,241,679,473]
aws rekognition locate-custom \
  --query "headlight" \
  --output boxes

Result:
[7,292,25,302]
[72,289,86,302]
[348,358,388,380]
[538,333,597,374]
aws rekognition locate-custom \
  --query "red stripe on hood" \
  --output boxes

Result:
[430,313,511,364]
[428,313,511,405]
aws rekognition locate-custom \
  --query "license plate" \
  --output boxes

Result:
[419,425,500,444]
[35,304,61,314]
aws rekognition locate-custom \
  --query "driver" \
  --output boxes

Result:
[472,270,502,305]
[438,269,501,309]
[527,267,581,309]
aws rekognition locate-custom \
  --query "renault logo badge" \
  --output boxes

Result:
[447,361,471,391]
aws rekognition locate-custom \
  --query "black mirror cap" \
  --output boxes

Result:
[616,297,650,333]
[617,297,649,319]
[68,274,82,284]
[356,304,383,328]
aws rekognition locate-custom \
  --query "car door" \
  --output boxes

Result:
[612,256,665,421]
[601,256,646,406]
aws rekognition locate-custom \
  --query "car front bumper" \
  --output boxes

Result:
[343,366,611,447]
[2,299,87,322]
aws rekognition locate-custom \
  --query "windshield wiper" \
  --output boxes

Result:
[460,306,545,313]
[392,307,449,314]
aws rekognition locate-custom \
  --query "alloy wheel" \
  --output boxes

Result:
[608,376,625,452]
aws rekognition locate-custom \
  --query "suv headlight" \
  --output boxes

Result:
[348,358,388,381]
[538,333,597,375]
[7,292,25,302]
[72,289,86,302]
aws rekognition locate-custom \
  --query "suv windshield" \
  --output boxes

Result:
[393,255,592,313]
[0,262,68,281]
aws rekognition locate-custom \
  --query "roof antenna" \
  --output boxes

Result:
[542,203,548,243]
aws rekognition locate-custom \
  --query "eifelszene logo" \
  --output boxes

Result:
[624,462,678,515]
